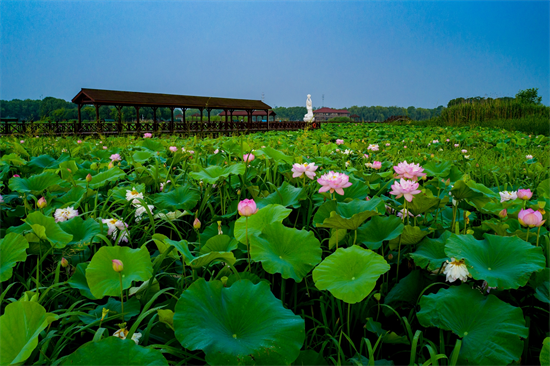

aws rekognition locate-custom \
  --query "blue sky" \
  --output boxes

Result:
[1,0,548,108]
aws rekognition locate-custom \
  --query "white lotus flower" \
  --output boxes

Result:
[443,258,471,283]
[135,204,155,222]
[125,187,144,201]
[113,329,142,345]
[101,218,129,243]
[499,191,517,203]
[54,207,79,222]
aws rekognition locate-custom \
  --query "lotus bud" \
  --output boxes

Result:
[374,293,381,302]
[112,259,124,272]
[101,307,109,321]
[498,209,507,218]
[387,253,394,260]
[61,257,69,268]
[86,173,93,183]
[37,197,47,208]
[238,199,258,217]
[193,218,201,230]
[108,161,114,169]
[517,189,533,201]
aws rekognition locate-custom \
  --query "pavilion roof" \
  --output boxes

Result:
[72,88,272,110]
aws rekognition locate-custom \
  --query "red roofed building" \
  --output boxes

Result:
[313,107,350,121]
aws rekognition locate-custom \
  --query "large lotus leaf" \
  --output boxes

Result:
[0,233,29,282]
[68,263,97,300]
[257,181,306,209]
[422,161,452,178]
[189,163,245,184]
[28,153,70,170]
[356,215,404,250]
[536,281,550,304]
[293,350,329,365]
[162,237,194,263]
[249,222,322,282]
[316,198,385,230]
[541,337,550,366]
[384,270,432,308]
[445,234,546,289]
[59,216,100,247]
[189,251,236,269]
[8,171,64,194]
[312,246,390,304]
[86,246,153,299]
[450,180,484,202]
[417,284,528,365]
[234,204,292,244]
[174,278,305,365]
[222,140,251,156]
[410,231,452,271]
[407,192,441,215]
[255,146,293,164]
[200,235,238,254]
[61,337,168,365]
[1,152,26,165]
[132,150,154,163]
[54,186,88,208]
[79,167,127,189]
[312,200,338,226]
[537,178,550,198]
[151,234,181,260]
[0,301,59,366]
[138,139,165,152]
[153,185,200,211]
[25,211,73,248]
[388,225,429,249]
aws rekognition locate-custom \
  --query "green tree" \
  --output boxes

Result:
[515,88,542,105]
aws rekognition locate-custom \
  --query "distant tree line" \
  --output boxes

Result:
[1,88,543,122]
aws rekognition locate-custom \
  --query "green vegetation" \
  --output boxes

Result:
[0,123,548,365]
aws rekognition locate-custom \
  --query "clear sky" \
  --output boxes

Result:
[1,0,548,108]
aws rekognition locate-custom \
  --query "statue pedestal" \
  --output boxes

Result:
[303,113,315,122]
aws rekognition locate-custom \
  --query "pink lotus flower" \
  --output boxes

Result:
[526,155,533,160]
[363,154,369,159]
[393,161,426,181]
[20,140,24,144]
[454,144,459,147]
[403,146,407,149]
[37,197,47,208]
[292,162,318,179]
[336,139,344,145]
[317,171,352,195]
[385,143,391,147]
[461,149,467,154]
[372,161,382,170]
[389,179,421,202]
[446,139,450,142]
[238,199,258,217]
[517,189,533,200]
[518,208,545,228]
[243,154,255,163]
[13,174,20,178]
[367,144,379,151]
[110,154,121,162]
[77,140,82,144]
[103,146,108,150]
[169,146,178,152]
[143,133,152,138]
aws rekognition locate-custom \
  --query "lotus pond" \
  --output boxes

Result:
[0,124,549,366]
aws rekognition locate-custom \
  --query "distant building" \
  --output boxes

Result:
[313,107,350,121]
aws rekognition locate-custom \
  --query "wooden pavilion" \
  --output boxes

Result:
[71,88,273,133]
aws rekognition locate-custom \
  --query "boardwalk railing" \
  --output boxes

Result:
[1,120,320,137]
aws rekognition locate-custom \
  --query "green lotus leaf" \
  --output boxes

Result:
[28,153,70,170]
[417,284,528,365]
[24,211,73,248]
[234,204,292,244]
[356,215,404,250]
[0,301,59,366]
[249,222,322,282]
[132,150,154,163]
[445,234,546,289]
[541,337,550,366]
[450,180,484,202]
[1,152,26,165]
[174,278,305,365]
[8,171,64,194]
[384,270,432,308]
[78,297,141,324]
[536,281,550,304]
[0,233,29,282]
[536,178,550,198]
[312,246,390,304]
[59,216,100,247]
[257,181,306,209]
[86,246,153,299]
[61,337,168,365]
[316,198,385,230]
[481,218,509,236]
[293,350,329,365]
[410,231,452,271]
[158,309,175,330]
[79,167,127,189]
[422,161,452,178]
[329,228,347,249]
[388,225,429,249]
[200,234,238,254]
[407,192,441,215]
[67,263,97,300]
[54,186,87,208]
[138,139,165,152]
[255,146,293,164]
[59,160,79,180]
[189,251,236,269]
[222,140,251,156]
[153,185,200,211]
[189,163,245,184]
[151,234,181,260]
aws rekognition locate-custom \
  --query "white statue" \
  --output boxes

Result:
[303,94,315,122]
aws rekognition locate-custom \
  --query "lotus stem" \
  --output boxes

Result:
[526,227,530,243]
[246,217,251,272]
[536,226,541,247]
[119,273,124,322]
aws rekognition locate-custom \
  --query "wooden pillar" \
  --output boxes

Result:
[199,108,204,134]
[95,104,100,134]
[170,107,175,133]
[135,106,141,135]
[116,106,123,134]
[77,104,82,132]
[265,109,269,131]
[152,107,158,133]
[181,107,187,131]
